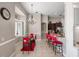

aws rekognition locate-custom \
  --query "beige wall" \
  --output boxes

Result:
[0,3,15,43]
[0,39,16,57]
[28,14,48,39]
[0,2,15,56]
[41,15,48,33]
[0,2,28,57]
[28,13,41,39]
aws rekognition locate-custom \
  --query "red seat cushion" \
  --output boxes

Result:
[47,34,52,40]
[52,41,63,46]
[21,37,36,51]
[21,43,35,51]
[21,46,31,51]
[51,36,58,41]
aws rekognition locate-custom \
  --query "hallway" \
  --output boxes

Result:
[15,39,63,57]
[0,2,79,57]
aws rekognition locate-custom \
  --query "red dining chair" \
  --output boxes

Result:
[46,33,52,47]
[47,34,53,47]
[45,33,48,39]
[52,40,63,56]
[29,33,36,50]
[21,37,31,54]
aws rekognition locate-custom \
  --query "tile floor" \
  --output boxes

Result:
[15,39,63,57]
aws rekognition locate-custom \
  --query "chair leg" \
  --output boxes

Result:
[53,45,54,51]
[49,43,50,47]
[61,45,63,56]
[48,40,50,47]
[58,45,63,56]
[54,46,57,55]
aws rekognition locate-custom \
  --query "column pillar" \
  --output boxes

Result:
[64,2,78,57]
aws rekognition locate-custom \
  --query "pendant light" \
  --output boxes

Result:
[28,4,36,24]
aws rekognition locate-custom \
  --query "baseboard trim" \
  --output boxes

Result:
[10,51,16,57]
[0,38,16,47]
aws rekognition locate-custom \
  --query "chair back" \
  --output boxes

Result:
[46,33,51,39]
[29,33,34,38]
[23,37,29,44]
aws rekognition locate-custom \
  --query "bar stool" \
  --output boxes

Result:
[52,40,63,56]
[45,33,51,45]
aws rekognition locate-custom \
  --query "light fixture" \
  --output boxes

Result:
[28,4,36,24]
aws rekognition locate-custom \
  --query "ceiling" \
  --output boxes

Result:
[21,2,64,17]
[15,6,25,16]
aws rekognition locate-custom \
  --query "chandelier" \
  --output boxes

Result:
[28,14,35,24]
[28,4,36,24]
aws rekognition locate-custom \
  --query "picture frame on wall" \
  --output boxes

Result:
[0,7,11,20]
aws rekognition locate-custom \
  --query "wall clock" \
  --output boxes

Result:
[0,8,11,20]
